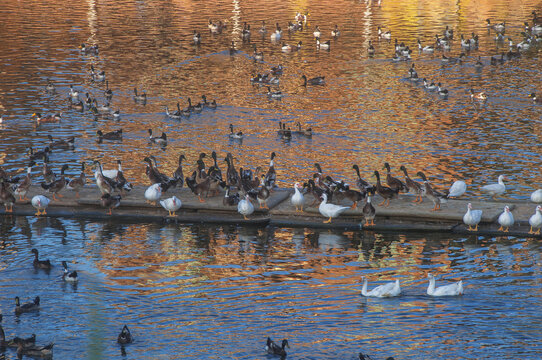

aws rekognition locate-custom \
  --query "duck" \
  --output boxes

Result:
[47,135,75,150]
[427,273,463,296]
[69,85,79,100]
[185,168,212,202]
[367,40,375,56]
[238,194,254,220]
[498,205,514,232]
[318,193,349,223]
[531,189,542,203]
[399,165,423,202]
[529,205,542,235]
[474,56,484,69]
[281,41,302,53]
[90,64,105,82]
[417,39,434,53]
[374,170,398,207]
[229,40,237,56]
[187,97,203,113]
[67,162,86,198]
[15,340,54,359]
[14,161,34,201]
[383,163,407,193]
[31,248,51,269]
[31,195,50,216]
[201,95,217,109]
[62,261,78,282]
[470,88,488,103]
[256,178,271,209]
[4,331,36,349]
[96,129,122,141]
[172,154,186,188]
[417,171,447,211]
[252,45,264,61]
[378,26,391,39]
[316,37,330,50]
[15,296,40,314]
[447,180,467,198]
[44,79,55,93]
[301,74,325,86]
[133,88,147,103]
[437,83,448,97]
[313,25,321,38]
[331,25,340,37]
[160,196,181,217]
[40,164,68,201]
[193,30,201,44]
[145,183,162,205]
[264,152,277,189]
[33,113,61,124]
[0,179,16,213]
[266,86,283,99]
[28,146,51,162]
[92,160,115,195]
[165,103,182,119]
[463,203,483,231]
[101,193,121,215]
[229,124,243,139]
[361,277,401,298]
[265,337,289,357]
[362,190,376,226]
[222,187,240,206]
[529,93,542,104]
[270,24,282,42]
[117,325,133,344]
[486,19,505,32]
[242,22,251,39]
[148,129,167,146]
[293,122,312,137]
[104,80,113,100]
[352,165,375,194]
[259,20,267,34]
[224,154,241,189]
[408,63,418,79]
[480,175,506,199]
[290,182,305,212]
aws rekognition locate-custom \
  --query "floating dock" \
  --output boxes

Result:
[2,185,541,238]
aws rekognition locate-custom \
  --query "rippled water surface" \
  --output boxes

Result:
[1,218,542,359]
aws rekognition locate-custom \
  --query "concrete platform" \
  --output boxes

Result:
[1,185,541,238]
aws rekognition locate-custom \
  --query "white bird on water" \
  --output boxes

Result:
[427,273,463,296]
[361,277,401,297]
[498,205,514,232]
[318,193,350,223]
[480,175,506,199]
[463,203,482,231]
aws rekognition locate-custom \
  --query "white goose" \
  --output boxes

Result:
[361,277,401,298]
[291,182,305,212]
[530,189,542,203]
[31,195,50,216]
[528,205,542,235]
[481,175,506,199]
[145,183,162,205]
[238,194,254,220]
[463,203,483,231]
[427,273,464,296]
[447,180,467,198]
[498,205,514,232]
[319,193,350,223]
[160,196,181,217]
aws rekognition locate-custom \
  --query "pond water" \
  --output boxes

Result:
[1,217,542,359]
[1,0,542,358]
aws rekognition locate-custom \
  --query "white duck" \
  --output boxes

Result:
[291,182,305,212]
[530,189,542,203]
[480,175,506,199]
[528,205,542,235]
[160,196,182,217]
[427,273,464,296]
[463,203,483,231]
[31,195,50,216]
[238,194,254,220]
[498,205,514,232]
[145,183,162,205]
[447,180,467,198]
[361,277,401,298]
[319,193,350,223]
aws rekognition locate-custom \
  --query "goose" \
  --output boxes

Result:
[90,64,105,82]
[408,63,417,79]
[362,190,376,226]
[291,182,305,212]
[15,339,54,359]
[374,170,398,207]
[529,206,542,235]
[44,79,55,93]
[265,337,289,357]
[193,30,201,44]
[31,248,51,269]
[165,103,182,119]
[361,277,401,298]
[423,78,437,91]
[267,86,283,99]
[69,85,79,100]
[31,195,50,216]
[28,146,51,162]
[399,165,423,202]
[96,129,122,141]
[229,41,237,56]
[101,193,121,215]
[241,22,251,39]
[15,296,40,314]
[238,194,254,220]
[62,261,78,282]
[498,205,514,232]
[313,25,321,38]
[67,162,86,198]
[133,88,147,103]
[104,80,113,100]
[437,83,448,97]
[480,175,506,199]
[474,56,484,69]
[252,45,264,61]
[160,196,181,217]
[367,40,375,56]
[417,171,447,211]
[201,95,217,109]
[529,93,542,104]
[281,41,302,53]
[4,330,36,349]
[145,183,162,205]
[378,26,391,39]
[331,25,340,37]
[270,25,282,42]
[531,189,542,203]
[301,74,325,86]
[447,180,467,198]
[259,20,267,34]
[148,129,167,146]
[14,161,34,201]
[229,124,243,139]
[463,203,483,231]
[319,193,349,223]
[427,273,463,296]
[470,88,487,102]
[47,135,75,150]
[117,325,133,344]
[417,39,434,53]
[316,37,330,50]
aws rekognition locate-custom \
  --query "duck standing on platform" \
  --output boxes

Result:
[498,205,514,232]
[362,190,376,226]
[463,203,482,231]
[291,182,305,212]
[31,195,50,216]
[14,161,34,201]
[101,193,121,215]
[160,196,182,217]
[529,205,542,235]
[145,183,162,205]
[41,164,68,201]
[1,178,16,212]
[238,194,254,220]
[319,193,349,223]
